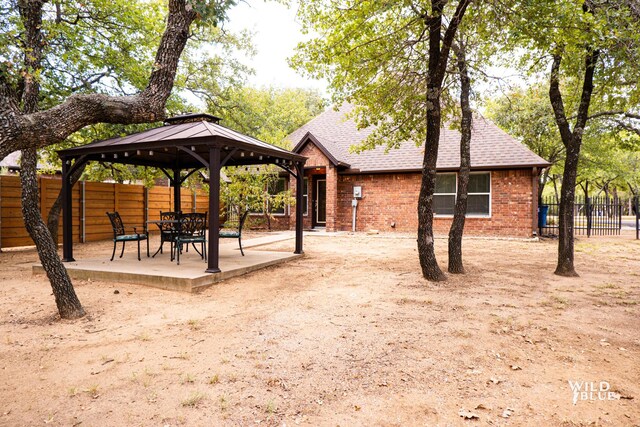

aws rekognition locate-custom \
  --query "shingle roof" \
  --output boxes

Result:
[287,103,550,172]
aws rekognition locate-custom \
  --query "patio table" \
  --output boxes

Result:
[147,219,179,258]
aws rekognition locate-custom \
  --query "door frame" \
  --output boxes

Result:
[313,176,327,227]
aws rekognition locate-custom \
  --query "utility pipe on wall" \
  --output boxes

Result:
[351,198,358,232]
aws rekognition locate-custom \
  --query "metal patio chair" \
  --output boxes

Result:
[219,210,250,256]
[173,212,207,265]
[106,212,149,261]
[152,211,181,258]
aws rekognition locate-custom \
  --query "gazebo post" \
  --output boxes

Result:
[206,146,221,273]
[61,158,75,262]
[295,162,304,254]
[173,168,182,212]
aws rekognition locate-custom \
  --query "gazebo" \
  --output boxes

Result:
[57,113,307,273]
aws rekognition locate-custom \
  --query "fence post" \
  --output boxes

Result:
[145,186,149,229]
[81,181,86,243]
[635,196,640,240]
[585,196,591,238]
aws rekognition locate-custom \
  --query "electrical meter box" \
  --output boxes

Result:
[353,186,362,199]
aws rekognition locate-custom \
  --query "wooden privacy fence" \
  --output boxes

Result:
[0,175,209,249]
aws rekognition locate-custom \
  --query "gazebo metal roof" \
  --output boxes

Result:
[57,113,306,274]
[59,114,306,170]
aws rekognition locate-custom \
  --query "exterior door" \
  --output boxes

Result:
[314,178,327,226]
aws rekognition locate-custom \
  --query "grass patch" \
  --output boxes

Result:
[187,319,201,331]
[541,295,569,310]
[84,384,100,399]
[219,394,229,411]
[208,374,220,385]
[181,392,206,407]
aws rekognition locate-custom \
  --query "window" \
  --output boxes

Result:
[303,178,308,216]
[434,172,491,216]
[268,177,287,215]
[434,173,457,215]
[467,173,491,215]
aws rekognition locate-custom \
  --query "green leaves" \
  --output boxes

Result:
[291,1,435,151]
[207,86,327,147]
[188,0,237,27]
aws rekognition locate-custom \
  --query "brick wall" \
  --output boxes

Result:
[279,139,537,237]
[337,169,536,237]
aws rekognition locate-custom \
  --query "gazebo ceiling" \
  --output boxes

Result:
[58,113,306,170]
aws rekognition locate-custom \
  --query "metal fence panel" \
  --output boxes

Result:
[539,196,624,237]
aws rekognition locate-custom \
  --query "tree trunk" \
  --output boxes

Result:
[549,47,599,277]
[21,148,85,318]
[417,0,470,282]
[448,40,472,274]
[538,167,550,204]
[418,87,447,281]
[552,175,560,204]
[555,140,580,276]
[47,163,86,245]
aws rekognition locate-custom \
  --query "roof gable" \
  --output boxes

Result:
[286,104,551,172]
[292,132,350,168]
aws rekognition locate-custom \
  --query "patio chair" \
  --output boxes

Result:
[152,211,180,258]
[106,212,149,261]
[173,212,207,265]
[219,210,250,256]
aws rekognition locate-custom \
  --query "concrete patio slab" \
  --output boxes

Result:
[33,246,303,293]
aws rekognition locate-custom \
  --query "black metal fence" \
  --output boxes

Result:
[538,196,629,237]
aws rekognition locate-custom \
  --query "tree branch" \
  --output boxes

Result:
[0,0,198,160]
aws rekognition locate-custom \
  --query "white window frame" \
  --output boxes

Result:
[434,171,491,218]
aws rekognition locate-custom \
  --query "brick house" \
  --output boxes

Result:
[272,104,550,237]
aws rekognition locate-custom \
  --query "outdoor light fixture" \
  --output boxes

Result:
[114,153,118,159]
[259,156,263,160]
[250,152,254,157]
[191,146,195,151]
[136,150,141,155]
[101,154,106,159]
[149,150,154,156]
[124,152,129,157]
[240,152,245,157]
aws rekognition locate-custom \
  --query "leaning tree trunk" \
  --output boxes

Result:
[448,41,472,274]
[418,89,447,281]
[47,163,86,245]
[21,148,85,318]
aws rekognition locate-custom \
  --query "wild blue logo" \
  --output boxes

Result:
[568,381,619,405]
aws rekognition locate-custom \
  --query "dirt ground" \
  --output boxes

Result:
[0,232,638,426]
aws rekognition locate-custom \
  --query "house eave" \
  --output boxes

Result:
[340,162,552,175]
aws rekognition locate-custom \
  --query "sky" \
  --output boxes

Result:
[224,1,328,93]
